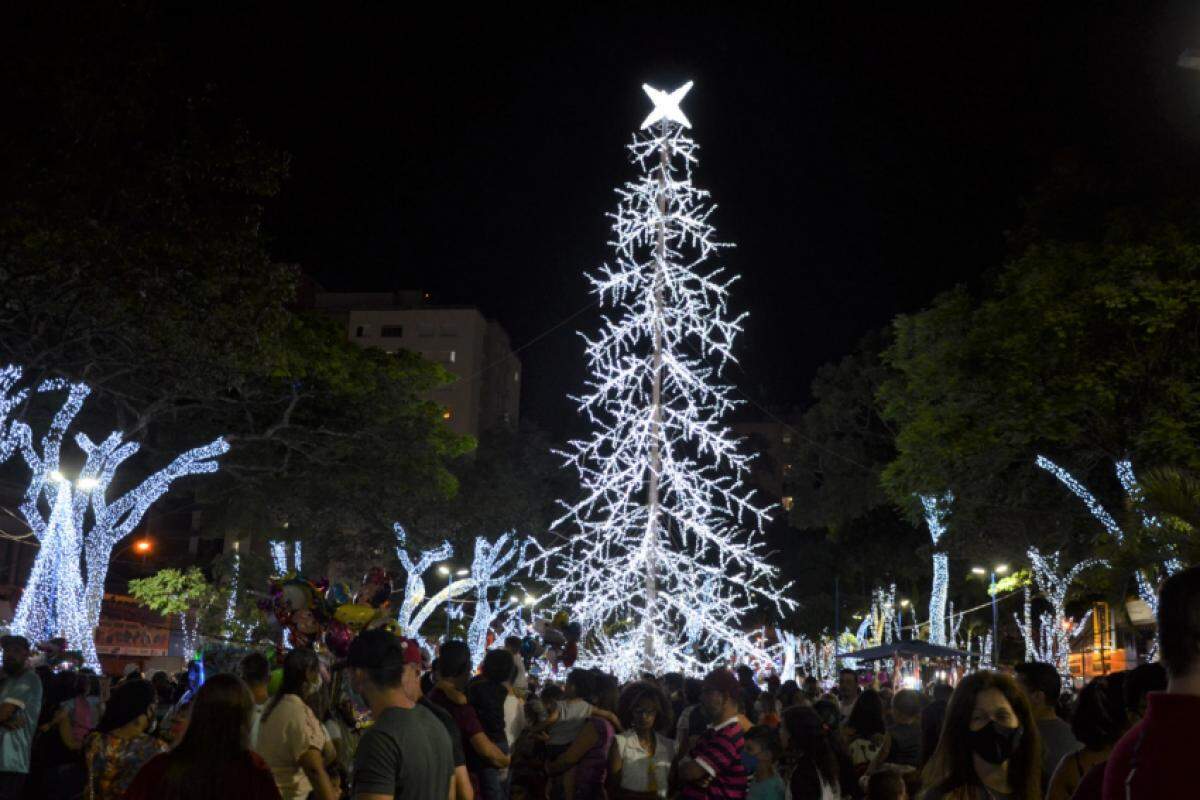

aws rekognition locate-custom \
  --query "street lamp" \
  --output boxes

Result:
[897,599,911,639]
[972,564,1009,664]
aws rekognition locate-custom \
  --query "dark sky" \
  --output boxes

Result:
[145,3,1200,432]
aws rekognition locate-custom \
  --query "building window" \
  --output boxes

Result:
[783,463,794,476]
[355,325,366,338]
[781,496,795,511]
[442,407,453,421]
[782,433,793,445]
[381,325,404,338]
[449,350,456,363]
[514,371,520,383]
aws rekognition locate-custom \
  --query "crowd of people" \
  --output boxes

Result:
[0,565,1197,799]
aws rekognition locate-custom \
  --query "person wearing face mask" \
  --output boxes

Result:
[920,671,1042,800]
[82,678,167,800]
[256,649,339,800]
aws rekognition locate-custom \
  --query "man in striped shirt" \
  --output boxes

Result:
[678,669,748,800]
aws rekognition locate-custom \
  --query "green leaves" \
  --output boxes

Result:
[880,221,1200,540]
[128,568,217,617]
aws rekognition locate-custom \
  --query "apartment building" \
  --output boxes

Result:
[310,290,521,439]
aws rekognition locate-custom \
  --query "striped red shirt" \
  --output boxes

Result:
[682,718,748,800]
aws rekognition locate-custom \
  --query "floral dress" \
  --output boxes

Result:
[83,731,168,800]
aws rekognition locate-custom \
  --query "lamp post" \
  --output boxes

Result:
[972,564,1009,665]
[898,599,911,640]
[438,565,452,639]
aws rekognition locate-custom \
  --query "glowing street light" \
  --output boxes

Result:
[972,563,1010,664]
[437,565,451,576]
[133,539,153,555]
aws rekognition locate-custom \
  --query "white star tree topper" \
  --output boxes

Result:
[640,81,693,129]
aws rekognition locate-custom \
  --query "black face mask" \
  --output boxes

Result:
[968,721,1023,765]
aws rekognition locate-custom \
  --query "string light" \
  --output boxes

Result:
[538,81,791,677]
[1036,455,1179,627]
[394,524,472,644]
[920,493,952,645]
[466,533,529,668]
[1,366,227,668]
[223,552,241,639]
[1016,547,1106,678]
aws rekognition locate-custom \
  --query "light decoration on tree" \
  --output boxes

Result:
[394,524,471,643]
[946,600,966,650]
[539,80,792,673]
[466,533,529,668]
[223,552,241,639]
[859,584,898,646]
[1036,456,1179,617]
[269,539,303,648]
[1013,546,1105,677]
[776,630,799,683]
[977,632,993,671]
[0,369,228,668]
[920,493,952,645]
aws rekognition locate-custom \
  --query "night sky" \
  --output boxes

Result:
[45,3,1200,434]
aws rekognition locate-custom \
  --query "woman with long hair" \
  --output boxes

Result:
[255,649,339,800]
[921,671,1042,800]
[125,673,281,800]
[609,681,675,800]
[846,688,888,776]
[83,679,167,800]
[780,704,842,800]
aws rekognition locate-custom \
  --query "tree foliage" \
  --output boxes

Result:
[129,568,218,619]
[880,215,1200,555]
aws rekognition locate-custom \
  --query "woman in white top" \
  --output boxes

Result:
[609,681,676,800]
[255,649,339,800]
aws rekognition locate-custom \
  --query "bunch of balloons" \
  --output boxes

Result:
[532,610,583,671]
[265,566,401,657]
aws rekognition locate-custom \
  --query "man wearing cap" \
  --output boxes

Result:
[677,669,748,800]
[0,636,41,799]
[348,630,455,800]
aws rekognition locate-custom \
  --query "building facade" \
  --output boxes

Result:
[311,290,521,439]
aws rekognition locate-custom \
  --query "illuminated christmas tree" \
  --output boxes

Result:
[541,82,790,675]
